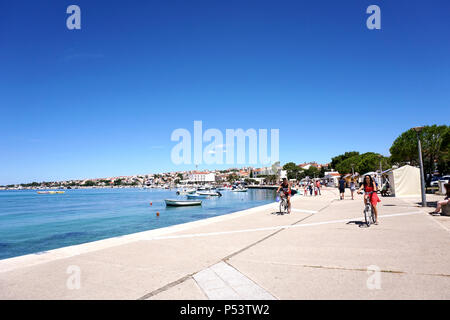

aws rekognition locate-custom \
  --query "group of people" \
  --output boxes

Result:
[338,177,357,200]
[276,175,380,224]
[275,178,322,214]
[276,172,450,226]
[302,180,321,197]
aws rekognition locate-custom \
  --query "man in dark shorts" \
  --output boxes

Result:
[339,176,346,200]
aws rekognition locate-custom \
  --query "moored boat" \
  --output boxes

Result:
[37,191,65,194]
[231,188,248,192]
[164,199,202,206]
[197,191,222,197]
[186,193,209,199]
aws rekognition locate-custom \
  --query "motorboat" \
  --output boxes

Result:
[37,191,65,194]
[165,199,202,207]
[197,191,222,197]
[231,188,248,192]
[176,188,196,195]
[186,193,209,199]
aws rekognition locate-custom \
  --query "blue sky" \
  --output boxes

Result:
[1,0,449,185]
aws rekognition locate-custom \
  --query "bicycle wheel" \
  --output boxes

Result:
[279,200,287,214]
[364,205,372,227]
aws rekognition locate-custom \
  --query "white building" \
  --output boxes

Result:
[188,172,216,183]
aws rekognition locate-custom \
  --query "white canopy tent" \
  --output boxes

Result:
[386,165,421,197]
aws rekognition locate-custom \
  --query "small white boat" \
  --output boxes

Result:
[165,199,202,207]
[37,191,65,194]
[176,188,196,195]
[231,188,248,192]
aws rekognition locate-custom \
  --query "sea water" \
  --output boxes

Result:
[0,188,276,260]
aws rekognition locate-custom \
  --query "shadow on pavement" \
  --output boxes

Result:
[346,220,369,228]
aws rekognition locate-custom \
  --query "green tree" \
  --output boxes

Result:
[390,125,450,184]
[439,129,450,174]
[319,165,329,178]
[304,166,319,178]
[335,152,390,175]
[114,179,123,186]
[282,162,300,180]
[331,152,359,169]
[83,180,96,187]
[227,173,239,183]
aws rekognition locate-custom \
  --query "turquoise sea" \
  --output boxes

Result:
[0,188,276,260]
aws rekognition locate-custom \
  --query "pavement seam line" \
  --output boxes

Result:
[222,213,316,262]
[136,273,196,300]
[136,198,335,300]
[222,260,279,300]
[221,198,336,264]
[232,260,450,278]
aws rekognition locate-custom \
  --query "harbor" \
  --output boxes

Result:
[0,187,276,260]
[0,188,449,299]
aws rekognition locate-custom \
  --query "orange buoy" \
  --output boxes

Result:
[156,212,160,217]
[150,202,152,206]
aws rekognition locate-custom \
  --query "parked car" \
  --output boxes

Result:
[431,175,450,186]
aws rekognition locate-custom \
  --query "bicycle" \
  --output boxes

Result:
[278,191,290,214]
[360,191,376,227]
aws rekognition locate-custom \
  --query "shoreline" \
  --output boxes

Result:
[0,200,279,273]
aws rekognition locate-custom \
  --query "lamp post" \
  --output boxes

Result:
[378,155,383,187]
[412,127,427,207]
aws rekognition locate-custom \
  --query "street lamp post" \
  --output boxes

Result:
[412,127,427,207]
[378,155,383,187]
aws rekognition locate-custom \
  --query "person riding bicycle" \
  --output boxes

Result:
[357,175,381,224]
[277,178,291,214]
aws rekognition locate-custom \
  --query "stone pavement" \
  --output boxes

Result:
[0,188,449,299]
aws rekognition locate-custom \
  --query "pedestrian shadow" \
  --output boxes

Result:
[346,220,369,228]
[271,211,288,216]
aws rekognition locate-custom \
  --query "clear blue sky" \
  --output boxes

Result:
[1,0,449,185]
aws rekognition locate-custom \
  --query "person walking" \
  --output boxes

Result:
[338,176,346,200]
[316,180,321,195]
[350,179,356,200]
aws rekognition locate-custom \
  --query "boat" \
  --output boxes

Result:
[176,188,196,195]
[37,191,65,194]
[164,199,202,207]
[186,193,209,199]
[197,191,222,197]
[231,188,248,192]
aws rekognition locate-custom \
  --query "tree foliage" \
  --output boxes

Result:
[282,162,300,179]
[333,152,390,175]
[331,152,359,169]
[390,125,449,183]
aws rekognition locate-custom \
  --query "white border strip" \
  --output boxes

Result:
[142,211,424,241]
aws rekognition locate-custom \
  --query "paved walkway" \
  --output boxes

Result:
[0,188,449,299]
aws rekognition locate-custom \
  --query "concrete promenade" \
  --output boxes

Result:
[0,188,449,299]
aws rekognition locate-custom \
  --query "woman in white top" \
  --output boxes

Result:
[350,179,356,200]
